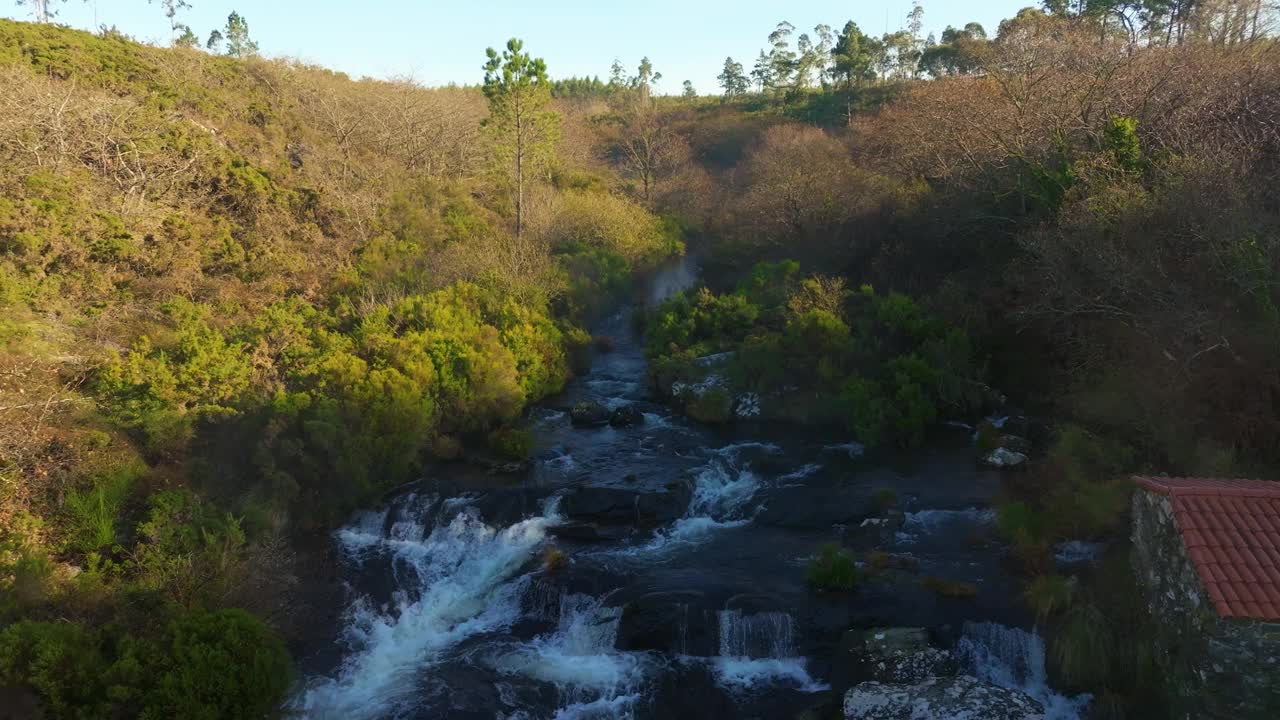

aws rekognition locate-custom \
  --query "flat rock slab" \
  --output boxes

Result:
[844,675,1045,720]
[835,627,956,686]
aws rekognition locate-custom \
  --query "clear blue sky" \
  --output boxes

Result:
[4,1,1034,93]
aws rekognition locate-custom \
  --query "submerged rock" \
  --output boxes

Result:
[559,484,691,527]
[609,405,645,427]
[734,392,761,418]
[843,675,1045,720]
[570,401,611,427]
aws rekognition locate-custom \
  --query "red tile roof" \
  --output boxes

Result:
[1135,476,1280,621]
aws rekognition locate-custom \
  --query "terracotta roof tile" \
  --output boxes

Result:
[1134,476,1280,621]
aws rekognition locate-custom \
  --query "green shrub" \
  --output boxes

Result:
[127,489,245,604]
[807,543,858,591]
[686,387,734,424]
[0,609,292,720]
[0,620,112,719]
[1052,603,1114,687]
[872,487,898,510]
[143,609,293,720]
[736,260,799,310]
[839,376,891,446]
[923,576,978,599]
[1024,574,1076,621]
[547,190,684,267]
[997,500,1051,566]
[488,426,534,460]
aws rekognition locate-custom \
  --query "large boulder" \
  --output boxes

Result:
[843,675,1045,720]
[755,486,878,529]
[570,401,612,427]
[830,627,955,694]
[559,483,691,527]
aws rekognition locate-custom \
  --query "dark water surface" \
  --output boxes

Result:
[295,258,1084,719]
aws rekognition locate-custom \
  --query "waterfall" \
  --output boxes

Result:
[712,610,827,693]
[490,593,646,719]
[297,496,562,719]
[956,621,1091,720]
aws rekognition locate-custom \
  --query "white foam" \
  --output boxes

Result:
[712,441,781,458]
[1053,540,1103,566]
[712,657,829,693]
[896,507,996,546]
[822,442,866,458]
[641,412,675,429]
[689,461,761,518]
[777,463,822,484]
[622,516,752,556]
[552,694,643,720]
[544,452,577,472]
[298,498,562,719]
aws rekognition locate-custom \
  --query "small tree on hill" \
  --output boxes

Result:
[223,12,259,57]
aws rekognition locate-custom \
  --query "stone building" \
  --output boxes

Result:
[1131,476,1280,719]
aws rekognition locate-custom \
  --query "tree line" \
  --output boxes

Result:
[715,0,1278,98]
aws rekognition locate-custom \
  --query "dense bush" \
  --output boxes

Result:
[0,609,291,720]
[645,268,982,444]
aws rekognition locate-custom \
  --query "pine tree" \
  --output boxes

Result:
[482,39,559,241]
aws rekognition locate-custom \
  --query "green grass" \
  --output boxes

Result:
[1024,574,1076,621]
[807,543,859,591]
[63,461,144,552]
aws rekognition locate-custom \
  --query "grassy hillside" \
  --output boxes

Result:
[0,19,681,717]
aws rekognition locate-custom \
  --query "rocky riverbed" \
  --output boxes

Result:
[291,257,1088,720]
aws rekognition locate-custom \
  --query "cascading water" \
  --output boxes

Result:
[957,621,1091,720]
[489,593,647,719]
[712,610,827,693]
[298,496,562,719]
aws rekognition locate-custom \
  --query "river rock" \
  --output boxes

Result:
[756,486,877,529]
[617,590,716,656]
[831,627,955,693]
[559,484,691,527]
[609,405,645,427]
[843,675,1045,720]
[981,447,1028,469]
[570,401,612,427]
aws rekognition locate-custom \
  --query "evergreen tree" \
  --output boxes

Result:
[682,80,697,99]
[222,12,258,58]
[482,38,559,241]
[831,21,878,88]
[717,56,749,97]
[751,50,774,91]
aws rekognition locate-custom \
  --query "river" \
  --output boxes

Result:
[293,257,1087,719]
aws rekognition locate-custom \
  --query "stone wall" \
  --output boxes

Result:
[1131,489,1280,719]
